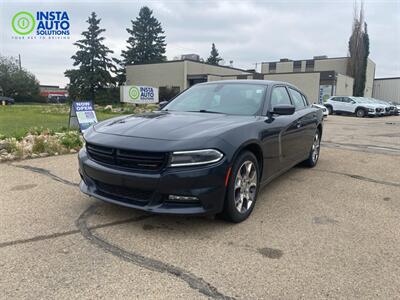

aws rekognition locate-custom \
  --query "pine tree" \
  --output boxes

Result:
[121,6,166,66]
[65,12,115,101]
[206,43,222,65]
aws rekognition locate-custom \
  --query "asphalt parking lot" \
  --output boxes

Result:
[1,115,399,299]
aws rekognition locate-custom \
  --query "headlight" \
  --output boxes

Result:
[368,108,374,112]
[170,149,224,167]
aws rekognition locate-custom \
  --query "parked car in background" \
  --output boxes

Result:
[79,80,324,223]
[0,96,15,105]
[48,95,68,104]
[312,103,329,117]
[371,99,397,115]
[324,96,384,117]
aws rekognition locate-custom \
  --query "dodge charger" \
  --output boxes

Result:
[79,80,323,222]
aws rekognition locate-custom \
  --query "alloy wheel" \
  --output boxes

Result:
[234,161,257,213]
[311,133,320,163]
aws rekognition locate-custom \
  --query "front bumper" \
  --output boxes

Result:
[78,148,228,215]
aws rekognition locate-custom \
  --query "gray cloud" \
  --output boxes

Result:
[1,0,398,86]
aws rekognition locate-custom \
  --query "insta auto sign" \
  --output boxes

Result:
[11,11,70,39]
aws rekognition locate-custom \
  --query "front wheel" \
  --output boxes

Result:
[220,151,259,223]
[303,130,321,168]
[356,108,366,118]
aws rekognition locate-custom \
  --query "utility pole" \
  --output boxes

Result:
[18,54,22,70]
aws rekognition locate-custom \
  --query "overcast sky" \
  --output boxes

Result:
[1,0,399,86]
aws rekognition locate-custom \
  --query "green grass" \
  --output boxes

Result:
[0,104,123,139]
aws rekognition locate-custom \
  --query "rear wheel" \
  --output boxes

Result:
[304,130,321,168]
[356,108,366,118]
[221,151,259,223]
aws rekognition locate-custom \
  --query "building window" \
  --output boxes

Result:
[293,60,302,72]
[305,60,314,72]
[269,62,276,73]
[159,86,180,102]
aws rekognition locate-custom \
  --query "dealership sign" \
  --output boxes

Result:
[11,11,70,38]
[121,86,159,104]
[68,101,97,132]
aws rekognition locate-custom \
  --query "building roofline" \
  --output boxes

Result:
[262,70,339,76]
[261,56,350,64]
[374,77,400,81]
[40,85,60,88]
[126,59,251,73]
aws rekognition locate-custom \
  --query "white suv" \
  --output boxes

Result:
[324,96,384,117]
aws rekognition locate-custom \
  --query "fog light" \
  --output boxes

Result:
[168,195,199,202]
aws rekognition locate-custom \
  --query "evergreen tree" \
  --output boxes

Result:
[121,6,166,66]
[65,12,115,101]
[347,3,369,96]
[206,43,222,65]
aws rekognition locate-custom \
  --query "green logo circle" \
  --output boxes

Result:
[12,12,35,35]
[129,87,140,100]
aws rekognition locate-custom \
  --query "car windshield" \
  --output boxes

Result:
[163,83,266,115]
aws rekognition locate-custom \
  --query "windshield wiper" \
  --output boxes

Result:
[187,109,223,114]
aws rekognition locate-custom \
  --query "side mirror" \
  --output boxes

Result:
[159,101,169,109]
[271,104,295,115]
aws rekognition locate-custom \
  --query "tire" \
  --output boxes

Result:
[356,108,366,118]
[303,129,321,168]
[326,105,333,115]
[220,151,259,223]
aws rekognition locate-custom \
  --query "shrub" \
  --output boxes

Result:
[60,131,82,149]
[4,138,18,153]
[32,136,46,153]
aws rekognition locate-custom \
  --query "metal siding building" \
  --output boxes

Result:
[373,77,400,104]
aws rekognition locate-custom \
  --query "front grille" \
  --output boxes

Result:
[385,107,390,112]
[95,180,153,204]
[376,108,383,112]
[86,143,168,172]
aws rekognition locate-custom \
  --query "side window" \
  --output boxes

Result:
[270,86,292,109]
[342,97,351,103]
[289,88,306,109]
[301,94,309,106]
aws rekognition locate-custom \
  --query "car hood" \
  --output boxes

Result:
[93,111,258,141]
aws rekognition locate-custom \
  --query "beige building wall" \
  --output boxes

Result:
[364,58,376,97]
[207,75,243,82]
[373,78,400,103]
[336,74,354,96]
[186,61,247,76]
[126,61,185,90]
[314,57,348,74]
[264,72,321,103]
[276,61,293,73]
[261,63,269,73]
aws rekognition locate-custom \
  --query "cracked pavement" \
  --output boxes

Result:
[1,115,400,299]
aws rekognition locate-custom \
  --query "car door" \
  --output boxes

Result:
[341,97,355,113]
[260,85,303,180]
[331,97,343,112]
[287,87,317,160]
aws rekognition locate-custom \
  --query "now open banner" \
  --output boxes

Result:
[121,85,159,104]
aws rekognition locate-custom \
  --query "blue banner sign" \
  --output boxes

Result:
[70,101,97,131]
